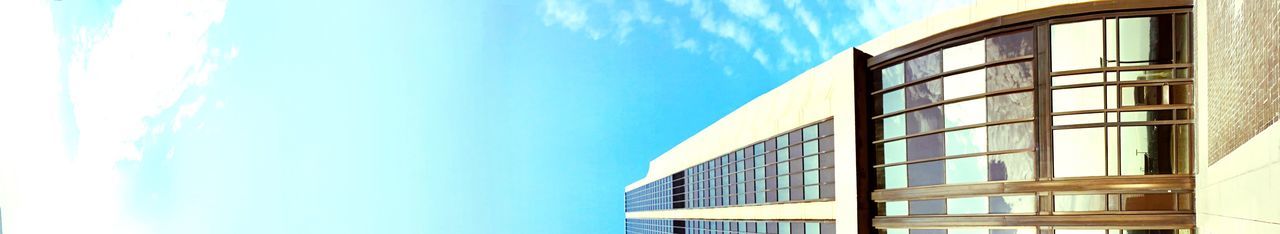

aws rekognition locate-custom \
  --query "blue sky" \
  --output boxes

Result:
[0,0,968,233]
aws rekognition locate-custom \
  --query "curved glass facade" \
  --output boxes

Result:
[866,9,1194,234]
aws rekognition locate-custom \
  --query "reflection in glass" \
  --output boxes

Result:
[1121,86,1164,106]
[885,201,908,216]
[1118,69,1174,81]
[910,229,945,234]
[878,140,907,164]
[946,156,988,184]
[945,127,987,156]
[907,133,944,161]
[989,152,1034,181]
[990,195,1036,213]
[1119,125,1191,175]
[803,125,818,140]
[906,52,942,82]
[990,229,1037,234]
[949,229,988,234]
[1054,128,1107,178]
[1118,16,1174,66]
[987,61,1033,92]
[986,30,1034,62]
[908,199,945,215]
[988,92,1034,121]
[1051,20,1104,72]
[906,80,943,108]
[884,165,906,189]
[877,89,905,115]
[988,122,1034,151]
[1053,72,1104,86]
[1119,110,1189,122]
[876,115,905,140]
[947,196,989,214]
[1054,113,1103,125]
[908,160,945,187]
[1056,230,1106,234]
[1168,84,1192,104]
[1121,193,1176,211]
[944,69,986,100]
[1053,86,1105,112]
[907,106,943,134]
[944,40,985,71]
[1055,194,1106,212]
[945,99,987,128]
[881,64,905,89]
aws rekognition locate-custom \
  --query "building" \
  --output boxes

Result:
[623,0,1279,233]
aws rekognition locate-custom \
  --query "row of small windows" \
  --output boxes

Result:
[625,219,834,234]
[625,120,835,212]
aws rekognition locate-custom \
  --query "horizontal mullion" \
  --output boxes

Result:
[873,87,1035,120]
[872,148,1035,168]
[1049,63,1192,77]
[872,118,1034,144]
[1050,78,1193,90]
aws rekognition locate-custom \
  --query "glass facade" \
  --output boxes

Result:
[625,219,835,234]
[866,10,1194,234]
[625,120,836,212]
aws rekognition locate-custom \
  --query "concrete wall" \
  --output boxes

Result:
[1195,0,1280,233]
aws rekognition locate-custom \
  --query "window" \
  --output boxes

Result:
[947,196,989,214]
[1053,128,1107,178]
[944,41,985,71]
[946,156,988,184]
[944,69,986,100]
[944,99,986,128]
[1051,20,1104,72]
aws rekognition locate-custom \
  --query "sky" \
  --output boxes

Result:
[0,0,969,233]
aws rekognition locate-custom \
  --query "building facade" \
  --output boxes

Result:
[625,0,1279,234]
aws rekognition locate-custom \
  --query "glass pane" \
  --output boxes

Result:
[1120,110,1189,122]
[878,140,907,164]
[804,155,819,170]
[945,99,987,128]
[804,184,818,199]
[1120,86,1164,106]
[1119,125,1191,175]
[1053,72,1104,86]
[878,89,906,115]
[886,229,908,234]
[946,156,988,184]
[910,230,945,234]
[948,196,989,214]
[950,229,988,234]
[945,127,987,156]
[908,199,946,215]
[908,160,945,187]
[1122,193,1176,211]
[990,229,1037,234]
[1053,86,1105,113]
[990,195,1037,214]
[881,64,905,89]
[804,141,818,156]
[988,92,1034,122]
[986,30,1034,62]
[1118,69,1175,81]
[1052,20,1104,72]
[885,165,906,189]
[1055,194,1106,211]
[906,79,943,108]
[906,106,943,134]
[944,69,986,100]
[987,61,1033,92]
[803,125,818,140]
[988,152,1034,181]
[1168,84,1191,104]
[907,133,944,161]
[1118,16,1174,66]
[878,114,906,140]
[906,52,942,82]
[944,40,985,71]
[805,223,819,234]
[1054,128,1107,178]
[988,122,1034,151]
[885,201,908,216]
[1054,113,1104,126]
[1056,230,1106,234]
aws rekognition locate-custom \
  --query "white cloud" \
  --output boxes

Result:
[173,95,207,132]
[542,0,605,40]
[792,5,822,39]
[752,49,769,67]
[0,0,231,233]
[699,17,754,50]
[723,0,783,32]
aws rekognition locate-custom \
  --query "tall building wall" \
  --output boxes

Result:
[1194,0,1280,233]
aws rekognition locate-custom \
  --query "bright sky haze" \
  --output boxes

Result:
[0,0,970,233]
